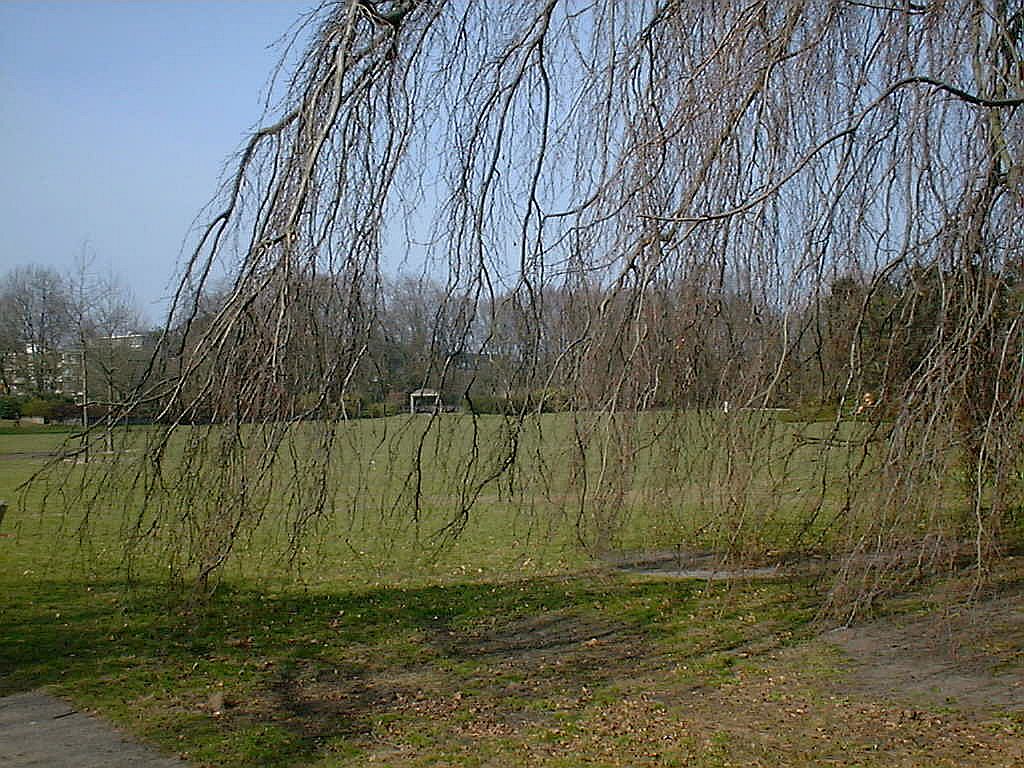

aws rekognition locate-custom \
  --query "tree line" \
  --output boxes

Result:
[153,260,1020,425]
[0,263,150,421]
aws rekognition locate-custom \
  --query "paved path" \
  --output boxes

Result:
[0,691,187,767]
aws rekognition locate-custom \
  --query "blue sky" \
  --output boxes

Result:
[0,1,312,321]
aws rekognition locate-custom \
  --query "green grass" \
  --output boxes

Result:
[0,572,821,767]
[1,411,933,585]
[1,417,1018,767]
[0,419,78,435]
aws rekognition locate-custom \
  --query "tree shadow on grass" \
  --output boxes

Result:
[0,575,815,766]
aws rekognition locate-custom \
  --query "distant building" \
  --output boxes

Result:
[0,345,63,395]
[1,333,154,397]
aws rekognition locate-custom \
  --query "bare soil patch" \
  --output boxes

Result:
[826,587,1024,712]
[263,661,442,740]
[607,547,793,579]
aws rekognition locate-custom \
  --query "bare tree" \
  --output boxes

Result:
[0,265,72,394]
[43,1,1024,612]
[67,255,147,453]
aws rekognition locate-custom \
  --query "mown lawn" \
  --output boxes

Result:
[1,421,1021,767]
[0,412,903,586]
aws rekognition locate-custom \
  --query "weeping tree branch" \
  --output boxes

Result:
[27,0,1023,615]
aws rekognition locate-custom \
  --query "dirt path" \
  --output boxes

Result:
[0,691,187,768]
[0,451,58,461]
[607,548,789,579]
[826,590,1024,712]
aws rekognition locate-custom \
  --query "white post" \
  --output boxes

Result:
[81,346,89,462]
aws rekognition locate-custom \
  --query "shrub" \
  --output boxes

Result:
[49,398,81,421]
[0,396,22,419]
[338,394,365,418]
[20,397,56,420]
[366,401,388,418]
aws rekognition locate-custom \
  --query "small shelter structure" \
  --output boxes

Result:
[409,388,441,414]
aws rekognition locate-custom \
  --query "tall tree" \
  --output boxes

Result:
[0,265,72,394]
[57,1,1024,606]
[67,257,147,450]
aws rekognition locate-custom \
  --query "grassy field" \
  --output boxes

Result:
[0,412,902,585]
[1,418,1021,766]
